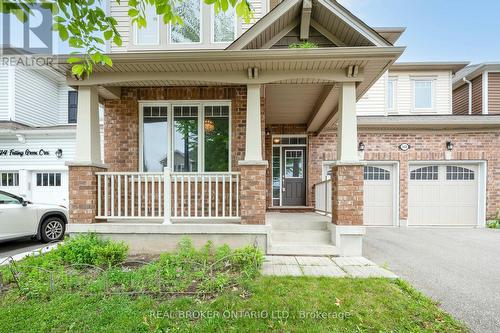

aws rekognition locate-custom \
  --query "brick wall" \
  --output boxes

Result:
[239,164,267,224]
[331,165,364,225]
[104,86,264,172]
[69,165,106,223]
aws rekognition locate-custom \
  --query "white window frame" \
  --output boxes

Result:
[132,6,161,46]
[387,77,397,113]
[211,6,238,44]
[0,171,20,187]
[411,77,436,113]
[169,0,203,45]
[138,100,232,173]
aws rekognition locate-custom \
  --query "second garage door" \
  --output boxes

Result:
[408,164,479,226]
[364,164,395,226]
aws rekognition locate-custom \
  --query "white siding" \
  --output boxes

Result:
[242,0,266,33]
[357,70,453,116]
[357,73,386,116]
[390,70,453,115]
[14,69,60,126]
[0,66,11,121]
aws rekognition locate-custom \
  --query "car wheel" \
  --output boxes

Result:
[40,217,66,243]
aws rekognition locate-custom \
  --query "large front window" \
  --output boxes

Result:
[141,102,230,172]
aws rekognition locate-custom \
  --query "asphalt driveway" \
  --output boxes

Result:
[364,227,500,333]
[0,237,46,262]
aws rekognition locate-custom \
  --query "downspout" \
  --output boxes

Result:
[463,77,472,115]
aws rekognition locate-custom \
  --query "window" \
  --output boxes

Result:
[387,78,396,111]
[171,0,201,44]
[141,102,231,173]
[446,166,475,180]
[410,166,438,180]
[285,150,303,178]
[212,7,236,42]
[36,172,62,187]
[68,91,78,124]
[364,166,390,181]
[134,5,159,45]
[0,192,21,204]
[173,106,199,172]
[272,147,280,206]
[413,79,434,110]
[272,137,307,145]
[204,105,229,172]
[143,106,169,172]
[0,172,19,186]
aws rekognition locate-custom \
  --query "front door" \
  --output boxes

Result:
[282,147,306,206]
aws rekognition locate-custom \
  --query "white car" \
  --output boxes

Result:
[0,190,68,243]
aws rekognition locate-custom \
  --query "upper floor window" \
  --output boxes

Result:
[387,78,396,111]
[212,7,237,43]
[171,0,201,44]
[135,5,160,45]
[412,79,434,111]
[68,91,78,124]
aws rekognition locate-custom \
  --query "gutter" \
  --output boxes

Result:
[463,77,473,115]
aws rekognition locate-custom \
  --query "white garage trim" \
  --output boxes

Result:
[364,161,400,227]
[408,160,486,228]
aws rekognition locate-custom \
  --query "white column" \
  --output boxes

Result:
[245,84,263,161]
[337,82,359,162]
[74,86,102,165]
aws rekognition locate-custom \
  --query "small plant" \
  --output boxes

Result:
[486,210,500,229]
[288,41,319,49]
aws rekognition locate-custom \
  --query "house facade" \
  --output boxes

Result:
[0,66,78,206]
[60,0,500,256]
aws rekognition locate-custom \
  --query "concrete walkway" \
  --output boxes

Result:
[364,227,500,333]
[262,255,397,278]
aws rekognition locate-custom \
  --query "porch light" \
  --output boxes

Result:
[358,142,365,151]
[55,149,63,159]
[446,141,454,151]
[273,137,280,144]
[204,119,215,133]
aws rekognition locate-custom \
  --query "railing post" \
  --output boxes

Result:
[163,167,172,224]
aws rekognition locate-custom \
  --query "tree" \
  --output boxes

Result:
[1,0,252,77]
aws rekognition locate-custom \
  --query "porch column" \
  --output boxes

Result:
[67,86,107,224]
[330,82,365,256]
[238,84,267,225]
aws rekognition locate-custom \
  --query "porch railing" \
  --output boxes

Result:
[314,179,332,215]
[96,169,240,221]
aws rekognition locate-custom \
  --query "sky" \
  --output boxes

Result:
[338,0,500,64]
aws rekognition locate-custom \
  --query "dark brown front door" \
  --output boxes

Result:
[282,147,306,206]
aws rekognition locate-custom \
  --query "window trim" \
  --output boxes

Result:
[132,5,161,46]
[387,77,397,113]
[0,171,20,187]
[284,149,304,179]
[411,77,436,112]
[138,100,232,173]
[210,6,238,44]
[169,0,203,45]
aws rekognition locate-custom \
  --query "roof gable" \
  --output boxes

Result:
[227,0,392,50]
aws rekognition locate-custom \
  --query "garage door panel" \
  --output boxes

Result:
[408,164,479,226]
[364,165,394,226]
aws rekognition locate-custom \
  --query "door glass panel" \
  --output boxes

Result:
[285,150,303,178]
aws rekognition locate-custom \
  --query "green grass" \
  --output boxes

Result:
[0,235,468,332]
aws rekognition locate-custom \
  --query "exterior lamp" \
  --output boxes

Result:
[273,137,281,144]
[204,119,215,133]
[446,141,454,151]
[358,142,365,151]
[55,148,63,159]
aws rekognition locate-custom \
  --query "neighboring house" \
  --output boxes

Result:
[452,63,500,115]
[57,0,500,256]
[0,66,77,206]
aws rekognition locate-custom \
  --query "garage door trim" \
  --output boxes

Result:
[364,161,400,227]
[408,160,487,227]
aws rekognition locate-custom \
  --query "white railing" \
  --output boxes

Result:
[96,169,240,221]
[314,179,332,215]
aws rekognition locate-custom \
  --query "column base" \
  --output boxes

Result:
[238,160,268,225]
[331,164,364,226]
[329,225,366,257]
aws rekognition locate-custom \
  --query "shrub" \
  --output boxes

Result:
[486,210,500,229]
[288,41,319,49]
[58,233,128,267]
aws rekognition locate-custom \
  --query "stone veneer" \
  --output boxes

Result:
[68,165,106,224]
[331,165,364,225]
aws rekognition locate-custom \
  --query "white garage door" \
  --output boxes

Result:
[408,164,479,226]
[31,171,69,207]
[364,165,395,226]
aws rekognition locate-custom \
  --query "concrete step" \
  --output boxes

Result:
[271,230,331,244]
[271,219,328,231]
[267,243,339,256]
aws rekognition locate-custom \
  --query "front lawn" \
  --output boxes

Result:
[0,235,468,332]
